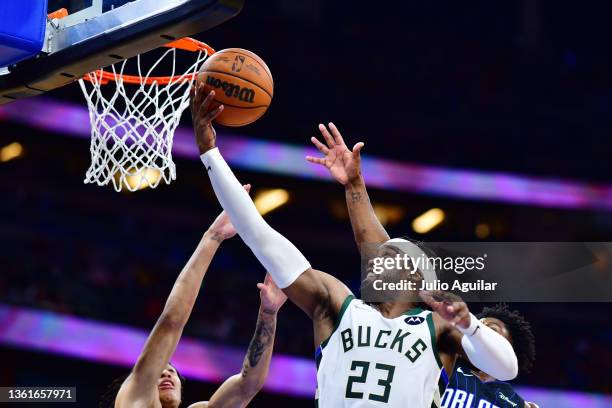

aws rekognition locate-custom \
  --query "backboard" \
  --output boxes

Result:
[0,0,244,104]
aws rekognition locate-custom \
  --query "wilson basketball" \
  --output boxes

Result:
[197,48,273,127]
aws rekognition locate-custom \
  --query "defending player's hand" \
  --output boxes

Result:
[419,290,471,330]
[207,184,251,240]
[258,273,288,314]
[306,122,364,186]
[190,83,224,154]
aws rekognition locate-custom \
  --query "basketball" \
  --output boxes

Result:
[197,48,273,127]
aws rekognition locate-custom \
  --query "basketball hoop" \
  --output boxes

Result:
[78,38,215,192]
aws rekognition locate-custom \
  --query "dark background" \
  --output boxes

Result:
[2,0,612,406]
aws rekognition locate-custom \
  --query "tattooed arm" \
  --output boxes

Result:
[344,177,390,256]
[189,275,287,408]
[307,122,389,259]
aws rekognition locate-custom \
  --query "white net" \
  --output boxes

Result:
[78,46,209,192]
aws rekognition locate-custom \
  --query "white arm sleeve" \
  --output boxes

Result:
[200,148,311,288]
[459,313,519,381]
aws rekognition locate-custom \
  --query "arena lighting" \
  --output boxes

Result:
[121,168,162,191]
[0,142,23,162]
[2,98,612,211]
[372,203,404,226]
[412,208,445,233]
[253,188,289,215]
[0,303,315,397]
[1,304,611,407]
[475,223,491,239]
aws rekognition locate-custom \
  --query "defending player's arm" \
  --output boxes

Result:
[191,86,350,343]
[420,291,519,381]
[115,210,240,407]
[188,275,286,408]
[306,123,389,258]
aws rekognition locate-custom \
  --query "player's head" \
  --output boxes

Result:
[478,304,536,375]
[158,363,184,406]
[361,238,437,302]
[99,362,186,408]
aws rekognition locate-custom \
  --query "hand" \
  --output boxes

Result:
[257,273,287,314]
[306,122,364,186]
[419,290,471,329]
[190,82,224,155]
[207,184,251,241]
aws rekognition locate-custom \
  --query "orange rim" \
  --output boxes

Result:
[84,38,215,85]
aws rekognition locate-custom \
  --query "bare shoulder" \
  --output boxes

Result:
[284,268,352,346]
[284,267,352,319]
[313,268,353,313]
[310,269,353,343]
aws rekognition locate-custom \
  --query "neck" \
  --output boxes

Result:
[375,301,417,318]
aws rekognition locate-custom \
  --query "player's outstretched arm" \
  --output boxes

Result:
[191,85,350,332]
[188,275,286,408]
[306,123,389,257]
[115,209,240,407]
[420,290,519,381]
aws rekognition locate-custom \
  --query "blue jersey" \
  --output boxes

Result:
[440,360,525,408]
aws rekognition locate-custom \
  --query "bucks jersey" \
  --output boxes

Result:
[315,295,443,407]
[440,360,525,408]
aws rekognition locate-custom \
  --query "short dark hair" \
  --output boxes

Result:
[478,304,536,374]
[99,363,186,408]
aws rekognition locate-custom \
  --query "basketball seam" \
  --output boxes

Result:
[213,49,273,79]
[222,118,263,127]
[213,99,269,109]
[203,69,273,99]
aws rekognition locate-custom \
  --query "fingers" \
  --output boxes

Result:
[352,142,364,159]
[452,304,469,326]
[429,290,462,304]
[311,136,329,154]
[257,274,273,291]
[418,290,432,304]
[421,290,455,310]
[419,289,441,302]
[305,156,326,165]
[318,123,336,149]
[428,302,445,316]
[204,104,224,122]
[242,184,251,193]
[418,290,439,308]
[421,289,469,325]
[197,89,216,118]
[193,82,207,111]
[189,85,196,111]
[328,122,345,146]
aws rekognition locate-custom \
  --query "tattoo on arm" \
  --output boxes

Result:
[350,191,362,203]
[241,317,274,377]
[209,232,224,243]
